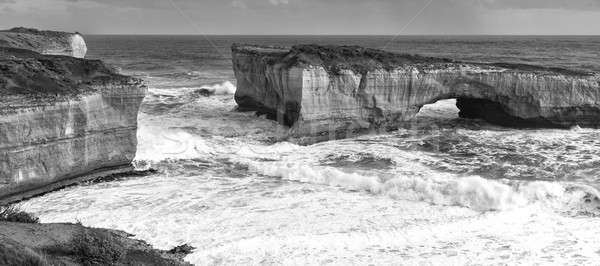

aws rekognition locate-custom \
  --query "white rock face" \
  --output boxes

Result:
[232,44,600,143]
[0,91,144,191]
[69,34,88,58]
[0,43,145,203]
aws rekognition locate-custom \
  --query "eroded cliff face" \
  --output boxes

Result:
[232,46,303,126]
[0,27,87,58]
[232,44,600,143]
[0,46,146,203]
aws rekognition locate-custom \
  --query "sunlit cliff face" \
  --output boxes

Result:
[70,34,87,58]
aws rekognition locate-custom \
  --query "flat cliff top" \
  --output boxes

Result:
[0,47,142,107]
[0,27,77,52]
[233,44,594,76]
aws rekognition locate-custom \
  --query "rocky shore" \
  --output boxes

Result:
[232,44,600,143]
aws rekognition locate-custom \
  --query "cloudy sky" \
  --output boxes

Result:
[1,0,600,34]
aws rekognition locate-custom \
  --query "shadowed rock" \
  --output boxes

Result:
[0,27,87,58]
[232,44,600,143]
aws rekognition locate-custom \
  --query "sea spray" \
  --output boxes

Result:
[245,161,524,211]
[195,81,236,96]
[242,160,600,214]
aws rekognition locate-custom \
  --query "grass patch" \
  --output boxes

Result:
[0,205,39,223]
[0,237,48,266]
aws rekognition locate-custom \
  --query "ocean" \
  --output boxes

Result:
[19,35,600,265]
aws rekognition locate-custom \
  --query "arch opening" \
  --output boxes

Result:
[414,97,565,128]
[415,98,460,120]
[413,97,562,128]
[455,98,561,128]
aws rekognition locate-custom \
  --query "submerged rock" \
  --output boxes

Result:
[0,27,87,58]
[232,44,600,143]
[0,37,146,203]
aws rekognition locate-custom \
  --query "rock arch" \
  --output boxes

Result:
[232,44,600,143]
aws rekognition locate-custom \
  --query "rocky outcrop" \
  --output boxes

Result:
[232,44,600,143]
[0,45,146,203]
[0,221,192,265]
[0,27,87,58]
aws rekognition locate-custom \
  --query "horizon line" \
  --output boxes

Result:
[82,33,600,36]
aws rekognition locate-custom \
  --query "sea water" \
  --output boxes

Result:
[19,35,600,265]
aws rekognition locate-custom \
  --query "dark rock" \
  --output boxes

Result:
[0,222,192,266]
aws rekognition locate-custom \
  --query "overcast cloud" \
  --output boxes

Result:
[1,0,599,34]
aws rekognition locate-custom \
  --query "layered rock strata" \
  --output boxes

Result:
[0,45,146,203]
[0,27,87,58]
[232,44,600,142]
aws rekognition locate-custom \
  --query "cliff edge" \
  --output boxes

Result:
[232,44,600,143]
[0,37,146,203]
[0,27,87,58]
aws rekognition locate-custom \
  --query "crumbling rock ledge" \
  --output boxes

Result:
[0,46,146,202]
[232,44,600,143]
[0,27,87,58]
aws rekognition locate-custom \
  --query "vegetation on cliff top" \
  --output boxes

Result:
[289,44,454,74]
[0,205,39,223]
[0,206,194,265]
[234,43,454,74]
[0,27,80,57]
[234,43,593,76]
[0,27,77,36]
[0,47,132,96]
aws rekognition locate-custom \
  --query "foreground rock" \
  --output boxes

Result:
[0,27,87,58]
[0,46,146,203]
[0,221,192,265]
[232,44,600,143]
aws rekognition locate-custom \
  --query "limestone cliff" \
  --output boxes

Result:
[232,44,600,143]
[0,27,87,58]
[0,46,146,203]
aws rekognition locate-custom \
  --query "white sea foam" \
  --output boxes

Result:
[243,160,600,214]
[246,161,523,211]
[134,125,213,162]
[197,81,236,95]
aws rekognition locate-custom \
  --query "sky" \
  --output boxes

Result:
[1,0,600,35]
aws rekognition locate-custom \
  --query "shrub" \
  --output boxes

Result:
[0,205,40,223]
[168,244,195,255]
[72,229,125,266]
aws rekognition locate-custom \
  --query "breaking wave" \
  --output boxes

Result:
[195,81,236,95]
[245,161,600,214]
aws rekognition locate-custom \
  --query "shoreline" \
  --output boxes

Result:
[0,166,159,206]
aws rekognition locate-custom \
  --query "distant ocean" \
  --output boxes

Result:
[20,36,600,265]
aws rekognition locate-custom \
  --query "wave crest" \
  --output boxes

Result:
[245,161,600,214]
[194,81,236,96]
